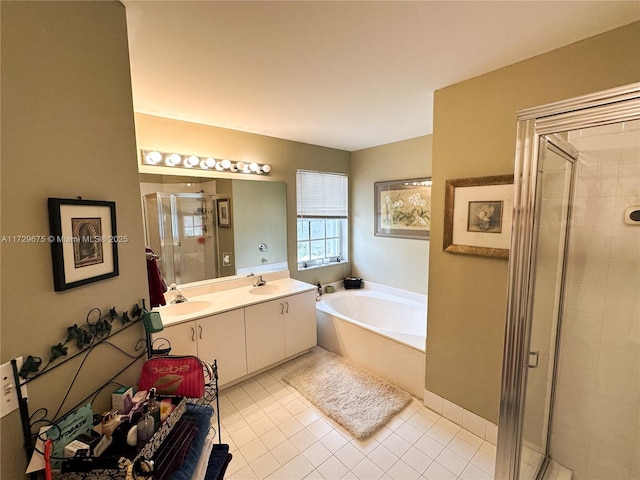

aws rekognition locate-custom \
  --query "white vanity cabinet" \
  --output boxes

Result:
[245,290,317,373]
[156,279,317,387]
[244,300,285,373]
[157,309,248,386]
[283,290,317,357]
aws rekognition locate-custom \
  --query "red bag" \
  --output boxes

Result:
[138,356,205,398]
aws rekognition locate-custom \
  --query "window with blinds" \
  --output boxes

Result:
[296,170,348,269]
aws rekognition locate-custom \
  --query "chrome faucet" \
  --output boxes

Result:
[169,283,188,303]
[253,275,266,287]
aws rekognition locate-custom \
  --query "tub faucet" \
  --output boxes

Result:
[253,275,266,287]
[316,282,322,298]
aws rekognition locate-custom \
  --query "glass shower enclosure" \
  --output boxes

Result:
[496,83,640,479]
[143,192,218,285]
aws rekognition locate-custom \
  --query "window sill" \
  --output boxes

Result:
[297,261,348,272]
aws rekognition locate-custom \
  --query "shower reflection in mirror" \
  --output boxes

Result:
[140,175,288,287]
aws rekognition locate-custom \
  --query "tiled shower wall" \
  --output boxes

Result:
[552,122,640,479]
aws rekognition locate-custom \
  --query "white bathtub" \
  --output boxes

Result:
[316,282,427,398]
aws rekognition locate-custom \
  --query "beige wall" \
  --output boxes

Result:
[0,2,148,478]
[427,21,640,423]
[134,114,352,286]
[351,136,432,294]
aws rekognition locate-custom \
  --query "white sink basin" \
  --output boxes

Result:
[249,284,285,295]
[160,300,212,316]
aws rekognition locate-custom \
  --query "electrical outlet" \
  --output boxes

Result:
[1,356,27,418]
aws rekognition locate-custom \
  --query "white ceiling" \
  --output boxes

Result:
[123,1,640,152]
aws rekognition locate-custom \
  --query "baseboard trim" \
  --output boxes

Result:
[423,389,498,445]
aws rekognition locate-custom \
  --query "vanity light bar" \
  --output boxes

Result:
[141,150,272,175]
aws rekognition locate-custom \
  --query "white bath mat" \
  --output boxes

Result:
[282,349,412,439]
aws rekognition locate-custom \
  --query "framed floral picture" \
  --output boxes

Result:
[374,178,432,239]
[443,175,514,258]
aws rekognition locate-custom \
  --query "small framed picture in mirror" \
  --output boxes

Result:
[217,198,231,228]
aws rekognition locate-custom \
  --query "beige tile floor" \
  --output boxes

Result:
[218,350,496,480]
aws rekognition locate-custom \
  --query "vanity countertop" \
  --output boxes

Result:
[153,277,317,327]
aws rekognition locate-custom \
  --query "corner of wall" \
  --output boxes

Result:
[424,389,498,445]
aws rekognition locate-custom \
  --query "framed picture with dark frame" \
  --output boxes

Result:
[374,178,432,239]
[443,174,514,258]
[48,198,119,291]
[217,198,231,228]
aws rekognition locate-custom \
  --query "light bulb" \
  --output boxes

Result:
[165,153,181,166]
[230,163,239,172]
[185,155,200,167]
[236,161,245,170]
[204,157,216,168]
[144,151,162,164]
[249,162,259,172]
[262,164,271,173]
[220,159,231,169]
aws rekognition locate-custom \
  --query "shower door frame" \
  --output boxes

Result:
[145,192,218,285]
[521,134,577,480]
[496,82,640,479]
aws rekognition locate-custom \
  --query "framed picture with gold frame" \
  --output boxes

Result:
[374,178,432,239]
[443,175,514,258]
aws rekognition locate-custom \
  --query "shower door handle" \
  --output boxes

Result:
[528,351,539,368]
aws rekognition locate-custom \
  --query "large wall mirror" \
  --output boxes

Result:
[140,173,287,286]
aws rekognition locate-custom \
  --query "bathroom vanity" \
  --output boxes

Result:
[152,274,317,388]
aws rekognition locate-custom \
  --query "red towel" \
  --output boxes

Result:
[146,247,167,307]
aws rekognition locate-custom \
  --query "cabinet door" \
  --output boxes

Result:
[154,321,198,356]
[245,299,286,373]
[196,309,247,386]
[284,290,317,357]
